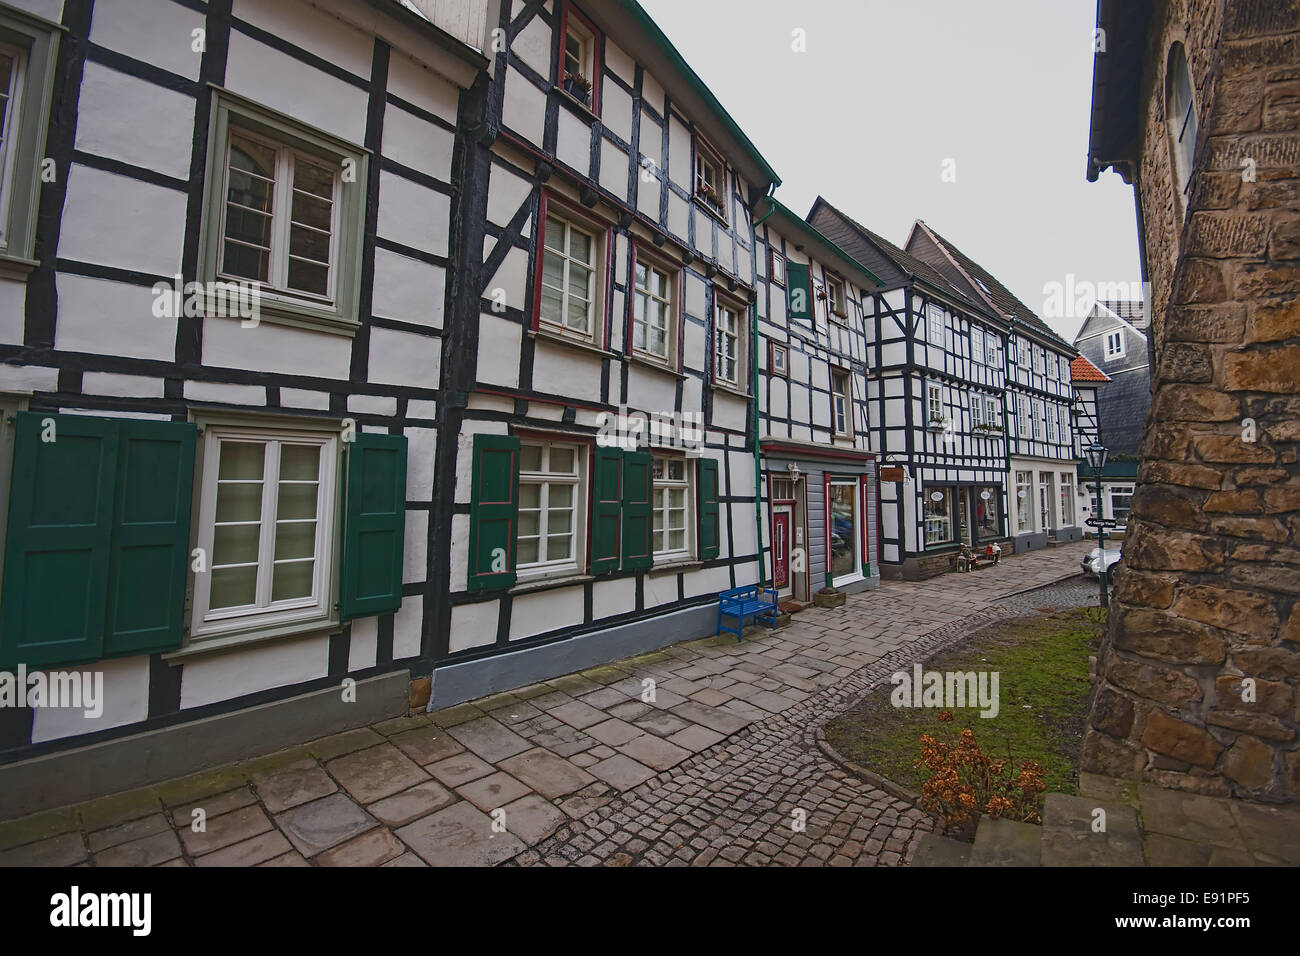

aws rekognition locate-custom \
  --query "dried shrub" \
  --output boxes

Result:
[914,710,1046,832]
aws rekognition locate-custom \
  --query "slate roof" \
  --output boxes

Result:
[1071,355,1110,383]
[906,221,1076,353]
[806,198,993,318]
[1100,299,1147,326]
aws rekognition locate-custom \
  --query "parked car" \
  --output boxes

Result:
[1082,546,1122,577]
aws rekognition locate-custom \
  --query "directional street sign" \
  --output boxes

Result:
[1086,517,1118,529]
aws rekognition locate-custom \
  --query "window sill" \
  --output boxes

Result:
[510,572,593,595]
[648,558,700,576]
[692,196,729,227]
[201,290,360,338]
[0,253,38,281]
[712,381,751,400]
[530,327,614,360]
[165,614,340,661]
[551,86,600,123]
[628,353,684,379]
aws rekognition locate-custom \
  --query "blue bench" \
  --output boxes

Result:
[716,585,779,641]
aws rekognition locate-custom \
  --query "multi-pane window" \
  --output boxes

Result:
[632,256,674,362]
[986,395,1001,429]
[1111,485,1135,524]
[193,429,338,636]
[1060,355,1071,380]
[971,391,984,429]
[769,248,786,286]
[560,5,598,109]
[924,487,953,545]
[518,443,582,575]
[986,334,999,366]
[1015,470,1033,533]
[971,327,984,365]
[540,212,598,339]
[714,301,742,386]
[1059,406,1071,445]
[975,487,1000,539]
[831,370,851,434]
[926,381,944,425]
[928,303,945,345]
[221,130,339,300]
[1047,351,1058,380]
[1104,330,1125,359]
[1018,395,1030,437]
[651,455,690,558]
[1033,400,1045,439]
[1046,404,1058,442]
[695,137,726,220]
[0,43,25,250]
[1017,338,1030,368]
[1033,346,1044,373]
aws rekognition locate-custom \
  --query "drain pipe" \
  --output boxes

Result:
[750,188,778,591]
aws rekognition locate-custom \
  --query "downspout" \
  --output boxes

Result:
[750,188,778,590]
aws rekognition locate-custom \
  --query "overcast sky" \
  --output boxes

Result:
[638,0,1143,343]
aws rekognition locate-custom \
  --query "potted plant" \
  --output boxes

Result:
[813,586,846,609]
[927,415,948,431]
[564,71,592,106]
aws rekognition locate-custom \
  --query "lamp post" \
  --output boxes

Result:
[1085,441,1110,608]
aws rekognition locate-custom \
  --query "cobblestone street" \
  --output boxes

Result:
[0,542,1094,867]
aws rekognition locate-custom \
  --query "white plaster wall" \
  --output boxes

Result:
[368,326,441,389]
[382,102,455,181]
[0,280,25,344]
[29,655,150,744]
[393,595,423,660]
[376,171,451,257]
[74,63,195,180]
[55,275,177,363]
[509,586,584,641]
[450,599,498,652]
[371,248,446,328]
[59,165,187,277]
[202,317,352,379]
[88,0,203,81]
[592,576,636,620]
[475,312,521,388]
[179,633,330,709]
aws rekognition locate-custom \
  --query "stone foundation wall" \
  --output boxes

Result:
[1081,0,1300,800]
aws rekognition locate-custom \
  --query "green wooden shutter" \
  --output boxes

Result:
[621,450,652,570]
[590,445,622,573]
[104,419,196,657]
[787,262,813,322]
[0,413,118,669]
[467,434,519,591]
[697,457,720,560]
[340,433,408,620]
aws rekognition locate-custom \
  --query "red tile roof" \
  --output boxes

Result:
[1071,355,1111,382]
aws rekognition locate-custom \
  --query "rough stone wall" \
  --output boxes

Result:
[1081,0,1300,800]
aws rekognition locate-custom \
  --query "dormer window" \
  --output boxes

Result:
[558,2,600,113]
[694,135,727,222]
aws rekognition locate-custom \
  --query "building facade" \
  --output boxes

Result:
[809,199,1012,580]
[1081,0,1300,801]
[754,200,881,601]
[904,222,1082,554]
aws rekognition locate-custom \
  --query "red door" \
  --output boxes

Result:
[772,507,791,590]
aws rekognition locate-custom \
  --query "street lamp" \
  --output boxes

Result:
[1086,441,1109,608]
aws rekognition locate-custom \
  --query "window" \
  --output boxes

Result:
[1059,472,1075,526]
[770,477,795,501]
[1015,470,1033,533]
[518,442,583,577]
[1167,42,1197,216]
[0,9,58,270]
[1033,346,1044,374]
[770,342,788,377]
[1110,484,1135,525]
[1059,406,1071,445]
[192,427,339,638]
[971,327,985,365]
[1104,330,1125,359]
[630,248,678,365]
[975,487,1000,539]
[1046,404,1058,442]
[714,296,745,389]
[926,380,945,426]
[924,487,954,546]
[1060,355,1071,380]
[538,199,607,345]
[971,391,984,429]
[986,335,999,367]
[1047,351,1058,380]
[928,303,945,345]
[829,480,862,579]
[985,395,1001,429]
[831,369,851,435]
[825,273,847,319]
[768,247,786,287]
[1033,400,1045,439]
[651,455,691,559]
[1017,337,1030,369]
[200,93,367,333]
[694,135,727,222]
[1017,395,1030,437]
[559,2,600,112]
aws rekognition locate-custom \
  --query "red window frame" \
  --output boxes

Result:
[823,269,848,320]
[627,241,684,372]
[829,365,853,436]
[556,1,603,116]
[532,189,615,349]
[711,286,748,391]
[693,132,728,224]
[767,245,786,288]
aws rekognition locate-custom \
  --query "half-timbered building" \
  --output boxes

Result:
[0,0,489,812]
[808,199,1011,580]
[433,0,781,707]
[753,199,881,601]
[903,223,1082,553]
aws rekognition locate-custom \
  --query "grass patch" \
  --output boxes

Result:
[825,607,1105,799]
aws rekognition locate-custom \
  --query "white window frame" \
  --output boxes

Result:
[831,369,851,435]
[927,303,944,345]
[539,207,602,344]
[768,247,786,286]
[1033,399,1045,440]
[652,454,692,561]
[714,297,745,390]
[1104,330,1125,359]
[631,251,677,364]
[0,40,27,253]
[1017,395,1030,437]
[191,426,340,639]
[1015,470,1033,533]
[926,380,945,426]
[1059,471,1075,526]
[516,441,585,579]
[986,395,1001,429]
[970,327,984,365]
[1110,484,1135,524]
[770,342,788,377]
[986,335,999,367]
[694,135,727,222]
[1046,404,1058,442]
[825,273,847,320]
[923,486,954,546]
